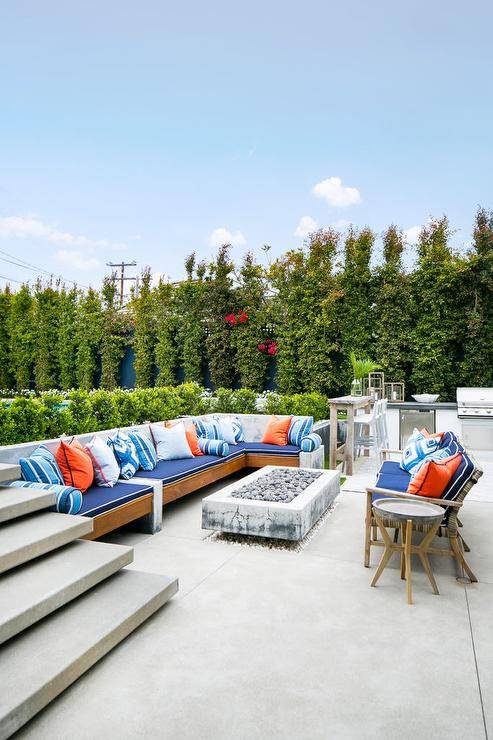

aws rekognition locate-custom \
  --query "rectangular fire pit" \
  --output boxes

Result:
[202,466,340,541]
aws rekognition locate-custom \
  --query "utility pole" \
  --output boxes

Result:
[106,261,137,308]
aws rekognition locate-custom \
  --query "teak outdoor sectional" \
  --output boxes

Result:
[0,414,325,540]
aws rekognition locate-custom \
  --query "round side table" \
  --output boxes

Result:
[371,497,444,605]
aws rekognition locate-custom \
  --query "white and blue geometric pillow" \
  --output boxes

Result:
[288,416,314,446]
[400,429,441,473]
[211,415,244,444]
[107,432,140,480]
[230,417,244,443]
[299,433,322,453]
[129,430,157,471]
[19,444,64,485]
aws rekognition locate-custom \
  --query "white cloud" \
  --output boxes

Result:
[312,177,362,208]
[404,225,422,244]
[294,216,318,238]
[0,214,128,251]
[55,249,101,271]
[208,227,246,248]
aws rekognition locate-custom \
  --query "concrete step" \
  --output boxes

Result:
[0,487,56,524]
[0,512,93,575]
[0,569,178,739]
[0,540,134,645]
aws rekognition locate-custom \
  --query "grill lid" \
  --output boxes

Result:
[457,387,493,408]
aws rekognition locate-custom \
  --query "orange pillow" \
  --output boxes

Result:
[186,425,203,456]
[407,453,462,498]
[55,439,94,493]
[165,420,203,456]
[261,415,293,446]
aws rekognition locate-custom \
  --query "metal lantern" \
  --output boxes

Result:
[368,372,385,400]
[385,382,405,403]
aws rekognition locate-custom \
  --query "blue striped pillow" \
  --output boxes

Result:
[197,438,230,457]
[193,418,221,440]
[288,417,314,446]
[129,430,157,471]
[19,445,64,485]
[8,481,83,514]
[299,433,322,453]
[107,432,140,480]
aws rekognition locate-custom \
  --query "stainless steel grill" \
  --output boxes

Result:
[457,387,493,418]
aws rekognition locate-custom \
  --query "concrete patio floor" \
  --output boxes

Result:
[16,451,493,740]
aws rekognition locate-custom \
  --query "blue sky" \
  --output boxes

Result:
[0,0,492,287]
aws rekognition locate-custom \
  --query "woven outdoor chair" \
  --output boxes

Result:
[364,449,483,582]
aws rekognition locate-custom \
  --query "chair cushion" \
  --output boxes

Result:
[442,451,476,502]
[79,481,154,518]
[375,460,411,493]
[128,452,242,485]
[241,441,301,455]
[288,416,314,446]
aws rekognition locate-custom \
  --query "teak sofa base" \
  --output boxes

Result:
[83,492,154,541]
[163,453,299,506]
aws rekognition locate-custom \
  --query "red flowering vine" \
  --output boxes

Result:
[224,310,249,326]
[258,338,277,356]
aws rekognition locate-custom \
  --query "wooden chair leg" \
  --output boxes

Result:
[364,495,372,568]
[450,536,478,583]
[458,532,471,552]
[405,519,413,604]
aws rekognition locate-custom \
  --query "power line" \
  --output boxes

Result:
[0,247,91,289]
[106,261,137,308]
[0,273,23,284]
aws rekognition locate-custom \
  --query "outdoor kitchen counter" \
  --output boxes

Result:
[386,401,457,410]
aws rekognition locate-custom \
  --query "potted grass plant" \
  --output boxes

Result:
[349,353,380,396]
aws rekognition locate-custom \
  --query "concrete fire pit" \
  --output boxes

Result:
[202,466,340,541]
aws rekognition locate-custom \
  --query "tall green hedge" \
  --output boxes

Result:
[0,208,492,401]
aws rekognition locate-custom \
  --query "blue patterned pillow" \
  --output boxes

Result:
[129,430,157,471]
[197,438,230,457]
[231,418,244,442]
[299,433,322,453]
[193,418,221,440]
[19,444,64,485]
[288,417,314,446]
[107,432,140,480]
[8,481,83,514]
[400,429,441,473]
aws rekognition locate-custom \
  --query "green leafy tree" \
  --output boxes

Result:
[205,245,236,388]
[57,286,79,390]
[339,227,375,388]
[154,279,177,386]
[76,288,103,390]
[8,283,34,390]
[460,208,493,386]
[133,268,156,387]
[33,280,61,391]
[409,217,462,399]
[100,277,128,389]
[175,254,207,384]
[374,226,411,381]
[270,229,342,395]
[231,252,270,391]
[0,286,13,389]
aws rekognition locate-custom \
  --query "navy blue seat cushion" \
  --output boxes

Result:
[240,441,301,455]
[132,448,244,485]
[79,481,154,518]
[373,461,410,502]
